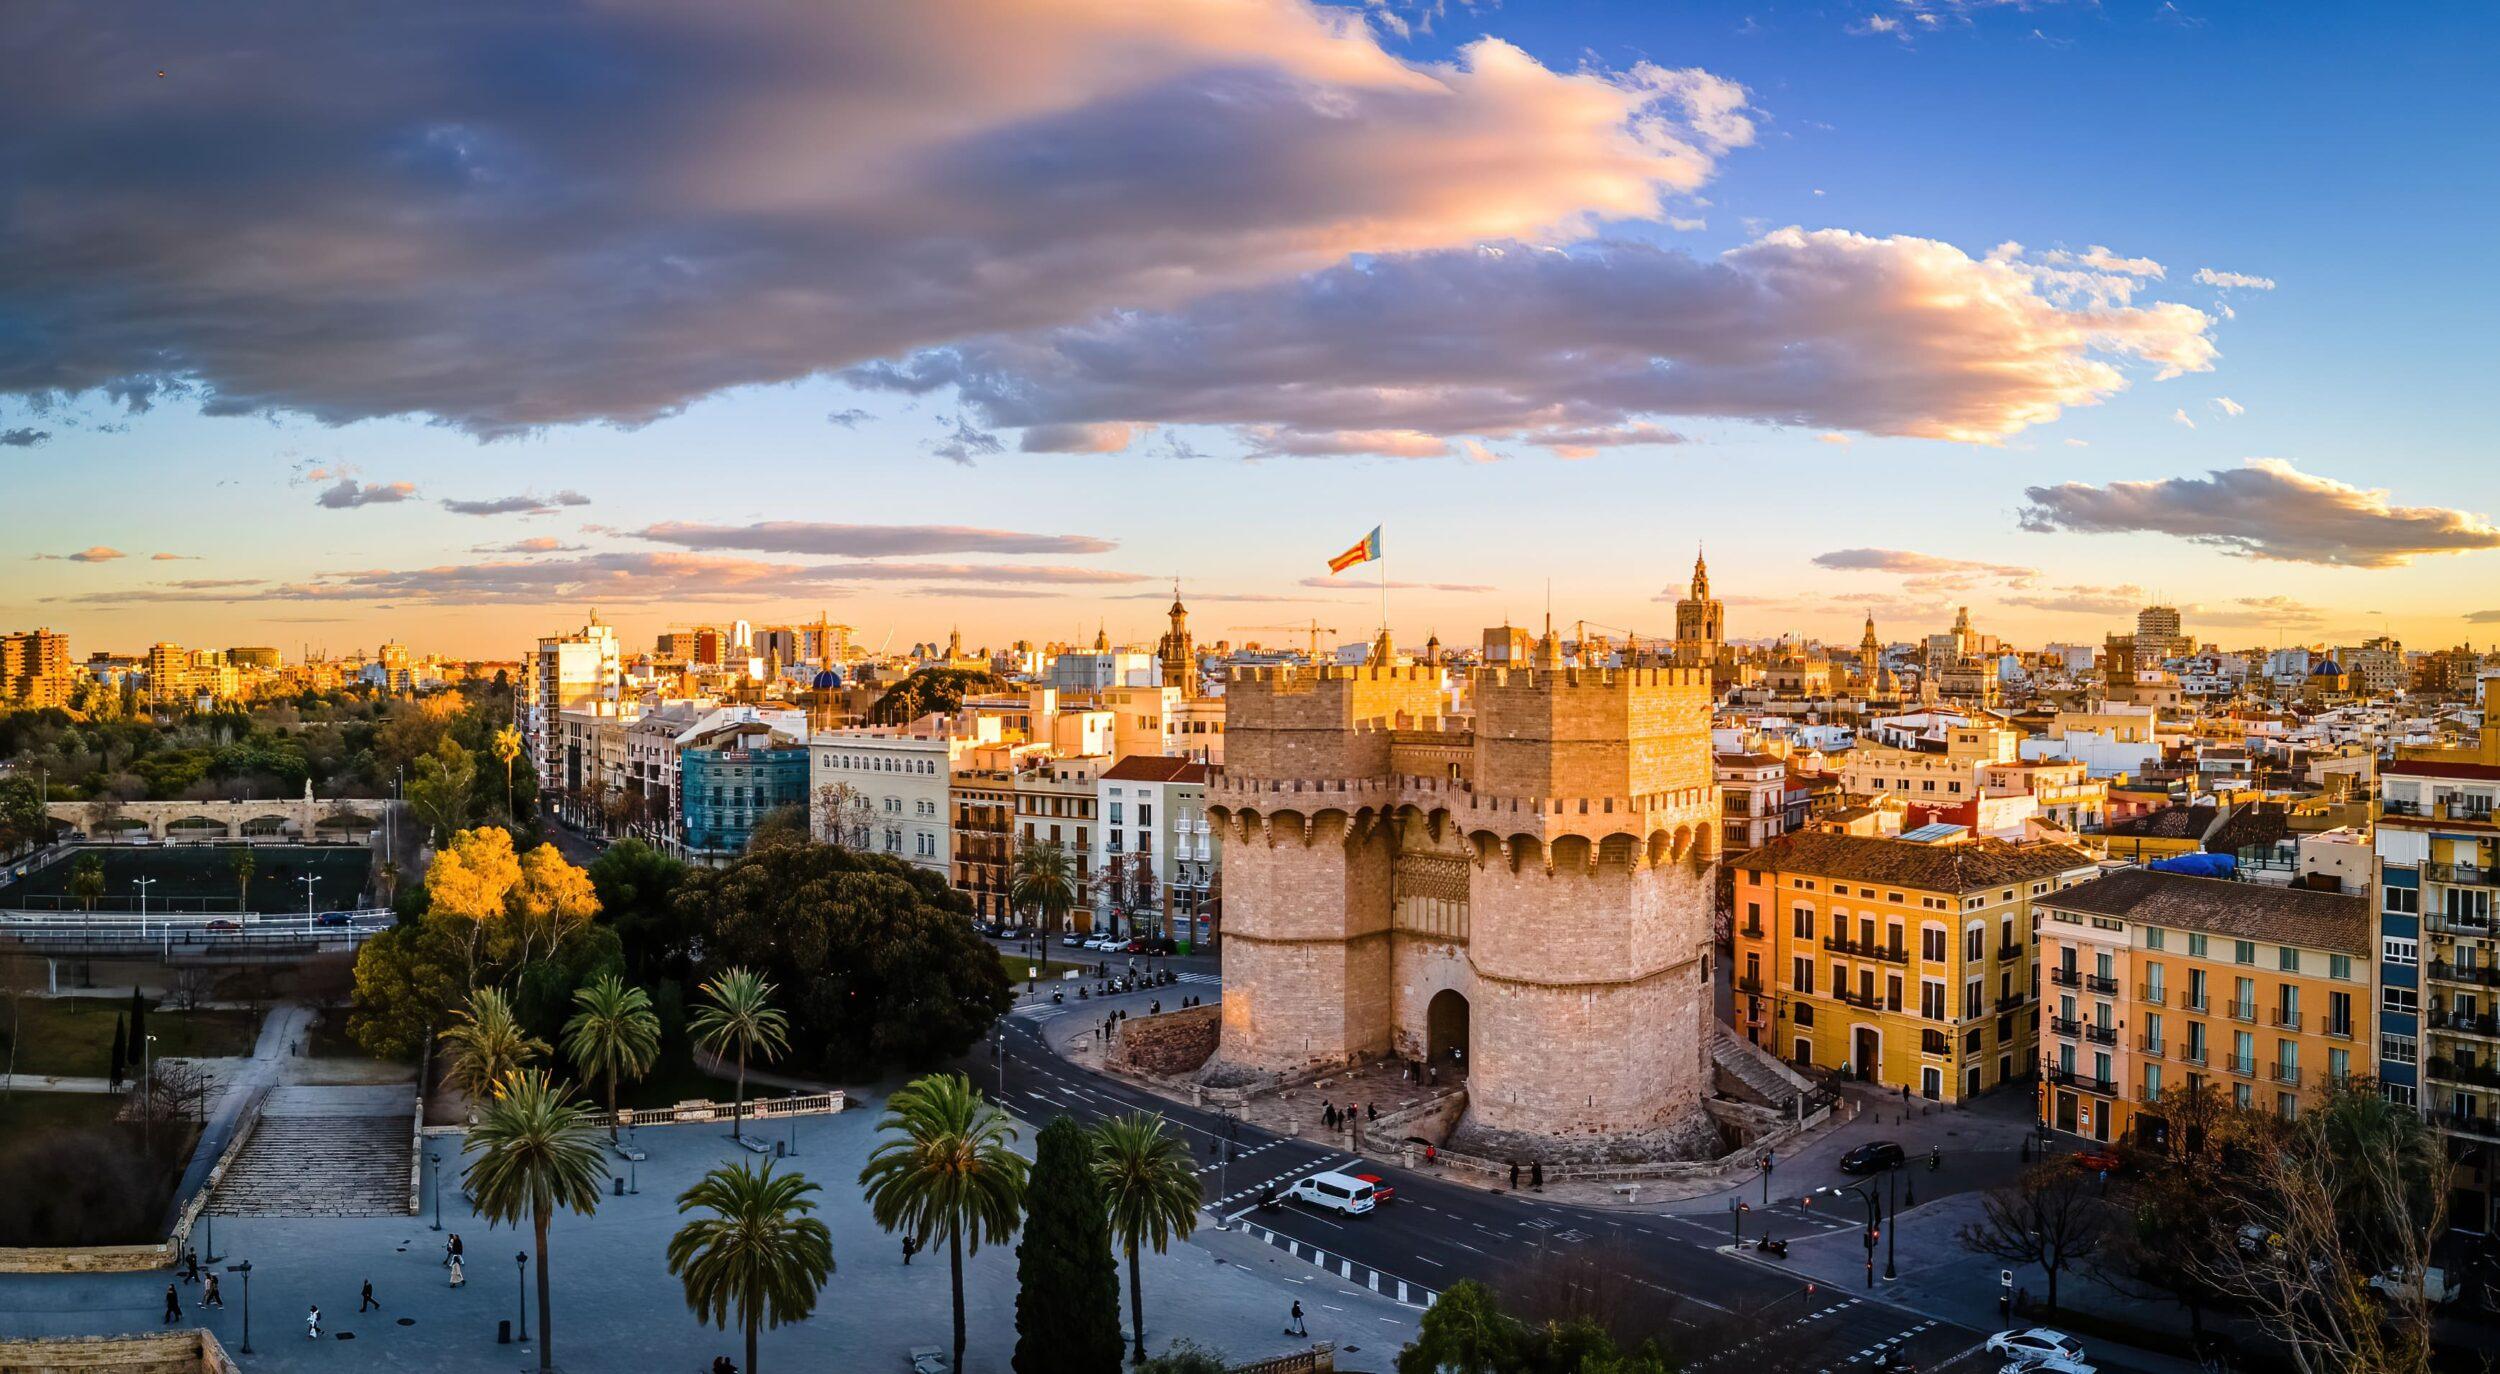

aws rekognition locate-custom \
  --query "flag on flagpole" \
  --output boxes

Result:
[1326,526,1383,575]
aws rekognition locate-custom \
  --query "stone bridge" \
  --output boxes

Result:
[46,794,395,841]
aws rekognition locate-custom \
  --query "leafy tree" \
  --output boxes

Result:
[563,973,660,1141]
[67,852,105,911]
[1010,840,1080,933]
[426,826,600,986]
[406,735,478,846]
[679,841,1011,1076]
[463,1069,607,1374]
[1137,1342,1229,1374]
[1093,1112,1200,1363]
[229,846,257,910]
[2094,1080,2243,1337]
[127,987,146,1070]
[868,668,1000,727]
[1958,1161,2109,1312]
[691,967,789,1143]
[587,838,694,982]
[860,1073,1028,1374]
[667,1160,836,1374]
[1013,1116,1124,1374]
[0,775,48,853]
[439,985,548,1103]
[1398,1281,1522,1374]
[347,918,463,1059]
[109,1013,126,1088]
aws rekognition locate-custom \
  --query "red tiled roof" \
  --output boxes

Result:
[1101,755,1210,784]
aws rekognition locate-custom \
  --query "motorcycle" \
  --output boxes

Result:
[1755,1236,1788,1258]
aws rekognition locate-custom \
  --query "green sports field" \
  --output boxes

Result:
[0,843,375,915]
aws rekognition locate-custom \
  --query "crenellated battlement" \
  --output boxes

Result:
[1228,663,1449,688]
[1468,665,1714,693]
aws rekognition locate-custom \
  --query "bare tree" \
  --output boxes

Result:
[812,781,873,849]
[2093,1080,2245,1337]
[166,965,218,1012]
[2192,1083,2450,1374]
[1958,1161,2110,1313]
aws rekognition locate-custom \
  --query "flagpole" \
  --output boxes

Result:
[1378,530,1388,640]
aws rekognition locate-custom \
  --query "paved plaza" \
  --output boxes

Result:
[0,1085,1415,1372]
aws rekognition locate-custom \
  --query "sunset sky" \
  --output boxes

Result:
[4,0,2495,660]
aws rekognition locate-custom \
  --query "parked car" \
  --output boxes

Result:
[1060,933,1084,948]
[1838,1141,1906,1174]
[2070,1147,2122,1175]
[908,1345,949,1374]
[1286,1171,1378,1216]
[1999,1361,2092,1374]
[2367,1265,2459,1307]
[1350,1172,1396,1205]
[1986,1328,2085,1367]
[315,911,352,927]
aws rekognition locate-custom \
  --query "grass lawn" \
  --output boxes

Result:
[0,1089,127,1143]
[0,997,261,1078]
[609,1046,741,1111]
[995,948,1087,984]
[304,1007,403,1064]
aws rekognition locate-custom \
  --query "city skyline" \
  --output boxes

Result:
[5,0,2496,657]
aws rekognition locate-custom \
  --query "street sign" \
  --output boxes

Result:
[2000,1269,2014,1289]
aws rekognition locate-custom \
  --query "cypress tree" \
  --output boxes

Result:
[109,1013,127,1088]
[1013,1115,1125,1374]
[128,986,147,1066]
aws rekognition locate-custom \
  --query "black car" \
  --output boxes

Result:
[1838,1141,1906,1174]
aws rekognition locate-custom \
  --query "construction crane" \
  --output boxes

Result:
[1230,621,1340,663]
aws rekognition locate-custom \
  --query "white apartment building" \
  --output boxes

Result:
[1094,756,1218,944]
[809,725,960,876]
[518,616,620,793]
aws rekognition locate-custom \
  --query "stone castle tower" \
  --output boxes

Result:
[1202,645,1721,1158]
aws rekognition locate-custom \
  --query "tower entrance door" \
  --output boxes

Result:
[1427,989,1470,1074]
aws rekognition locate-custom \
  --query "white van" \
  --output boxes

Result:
[1286,1171,1377,1216]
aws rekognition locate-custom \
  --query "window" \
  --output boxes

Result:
[2381,1033,2417,1066]
[2384,936,2419,968]
[1921,979,1946,1020]
[2384,885,2420,915]
[1792,957,1815,995]
[2329,954,2353,981]
[1793,1002,1815,1028]
[1109,802,1123,825]
[1793,906,1815,940]
[1922,1029,1949,1054]
[2329,1048,2350,1082]
[1137,803,1152,827]
[2189,933,2209,958]
[2145,927,2165,951]
[2234,940,2256,965]
[2382,985,2418,1016]
[2278,946,2300,974]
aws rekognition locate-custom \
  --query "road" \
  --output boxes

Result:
[981,980,2066,1374]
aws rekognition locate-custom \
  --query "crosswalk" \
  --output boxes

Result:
[1230,1220,1439,1309]
[1207,1152,1354,1215]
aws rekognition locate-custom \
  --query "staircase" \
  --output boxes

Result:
[1712,1025,1813,1115]
[213,1086,412,1218]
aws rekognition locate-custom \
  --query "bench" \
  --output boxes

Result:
[1611,1184,1640,1203]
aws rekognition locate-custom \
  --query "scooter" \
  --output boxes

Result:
[1755,1236,1788,1258]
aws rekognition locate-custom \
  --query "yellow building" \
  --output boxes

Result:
[1732,830,2100,1101]
[2035,868,2368,1145]
[1841,720,2020,807]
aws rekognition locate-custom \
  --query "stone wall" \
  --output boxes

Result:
[0,1331,239,1373]
[1107,1003,1221,1079]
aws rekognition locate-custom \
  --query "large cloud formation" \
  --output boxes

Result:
[633,522,1117,557]
[856,231,2217,452]
[2019,458,2500,568]
[0,0,1747,436]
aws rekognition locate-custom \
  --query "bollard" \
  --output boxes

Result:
[498,1320,512,1345]
[776,1140,787,1158]
[612,1176,625,1197]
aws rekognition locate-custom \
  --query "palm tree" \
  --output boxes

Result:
[689,968,789,1143]
[439,986,548,1104]
[229,846,257,910]
[1010,840,1080,935]
[464,1069,607,1374]
[1093,1112,1202,1362]
[67,853,105,912]
[858,1073,1027,1374]
[562,973,661,1142]
[492,724,524,819]
[667,1160,836,1374]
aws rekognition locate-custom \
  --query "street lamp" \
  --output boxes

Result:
[142,1033,158,1155]
[1814,1183,1883,1289]
[1732,1199,1751,1245]
[516,1251,530,1343]
[1885,1170,1899,1280]
[297,874,318,925]
[429,1149,443,1231]
[787,1092,800,1158]
[133,877,156,939]
[224,1259,253,1354]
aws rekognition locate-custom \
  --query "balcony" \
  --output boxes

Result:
[1823,934,1910,964]
[2270,1009,2305,1032]
[2182,993,2210,1012]
[1740,924,1764,940]
[2442,1111,2500,1143]
[2136,983,2168,1006]
[1736,975,1764,995]
[2427,860,2500,891]
[2224,1054,2258,1077]
[2049,967,2083,988]
[2383,798,2424,817]
[1995,993,2029,1015]
[1997,943,2025,962]
[2425,911,2499,940]
[1835,986,1889,1011]
[2427,961,2500,988]
[2086,974,2120,995]
[2269,1064,2303,1087]
[2085,1023,2120,1046]
[2323,1020,2358,1041]
[2137,1036,2167,1058]
[2428,1056,2500,1089]
[2429,1008,2499,1038]
[2137,1085,2165,1106]
[2227,1000,2258,1023]
[2046,1066,2117,1095]
[2049,1015,2082,1038]
[2178,1045,2210,1067]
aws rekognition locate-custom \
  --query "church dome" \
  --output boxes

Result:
[811,667,844,690]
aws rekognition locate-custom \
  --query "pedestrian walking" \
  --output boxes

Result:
[1366,1103,1377,1123]
[447,1255,465,1288]
[359,1279,379,1312]
[1324,1103,1338,1130]
[902,1235,920,1265]
[203,1275,223,1309]
[306,1305,322,1340]
[163,1284,181,1324]
[1508,1161,1520,1190]
[1530,1161,1544,1191]
[1899,1083,1910,1105]
[180,1247,199,1283]
[1288,1300,1307,1336]
[449,1232,463,1264]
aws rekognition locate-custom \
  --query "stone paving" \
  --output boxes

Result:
[0,1085,1417,1373]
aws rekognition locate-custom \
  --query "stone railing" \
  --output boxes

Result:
[620,1092,844,1128]
[1230,1344,1337,1374]
[1412,1098,1833,1186]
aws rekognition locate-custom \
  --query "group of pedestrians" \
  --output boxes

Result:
[1321,1101,1376,1132]
[1505,1159,1546,1191]
[162,1248,225,1325]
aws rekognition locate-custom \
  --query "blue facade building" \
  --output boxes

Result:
[680,720,810,861]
